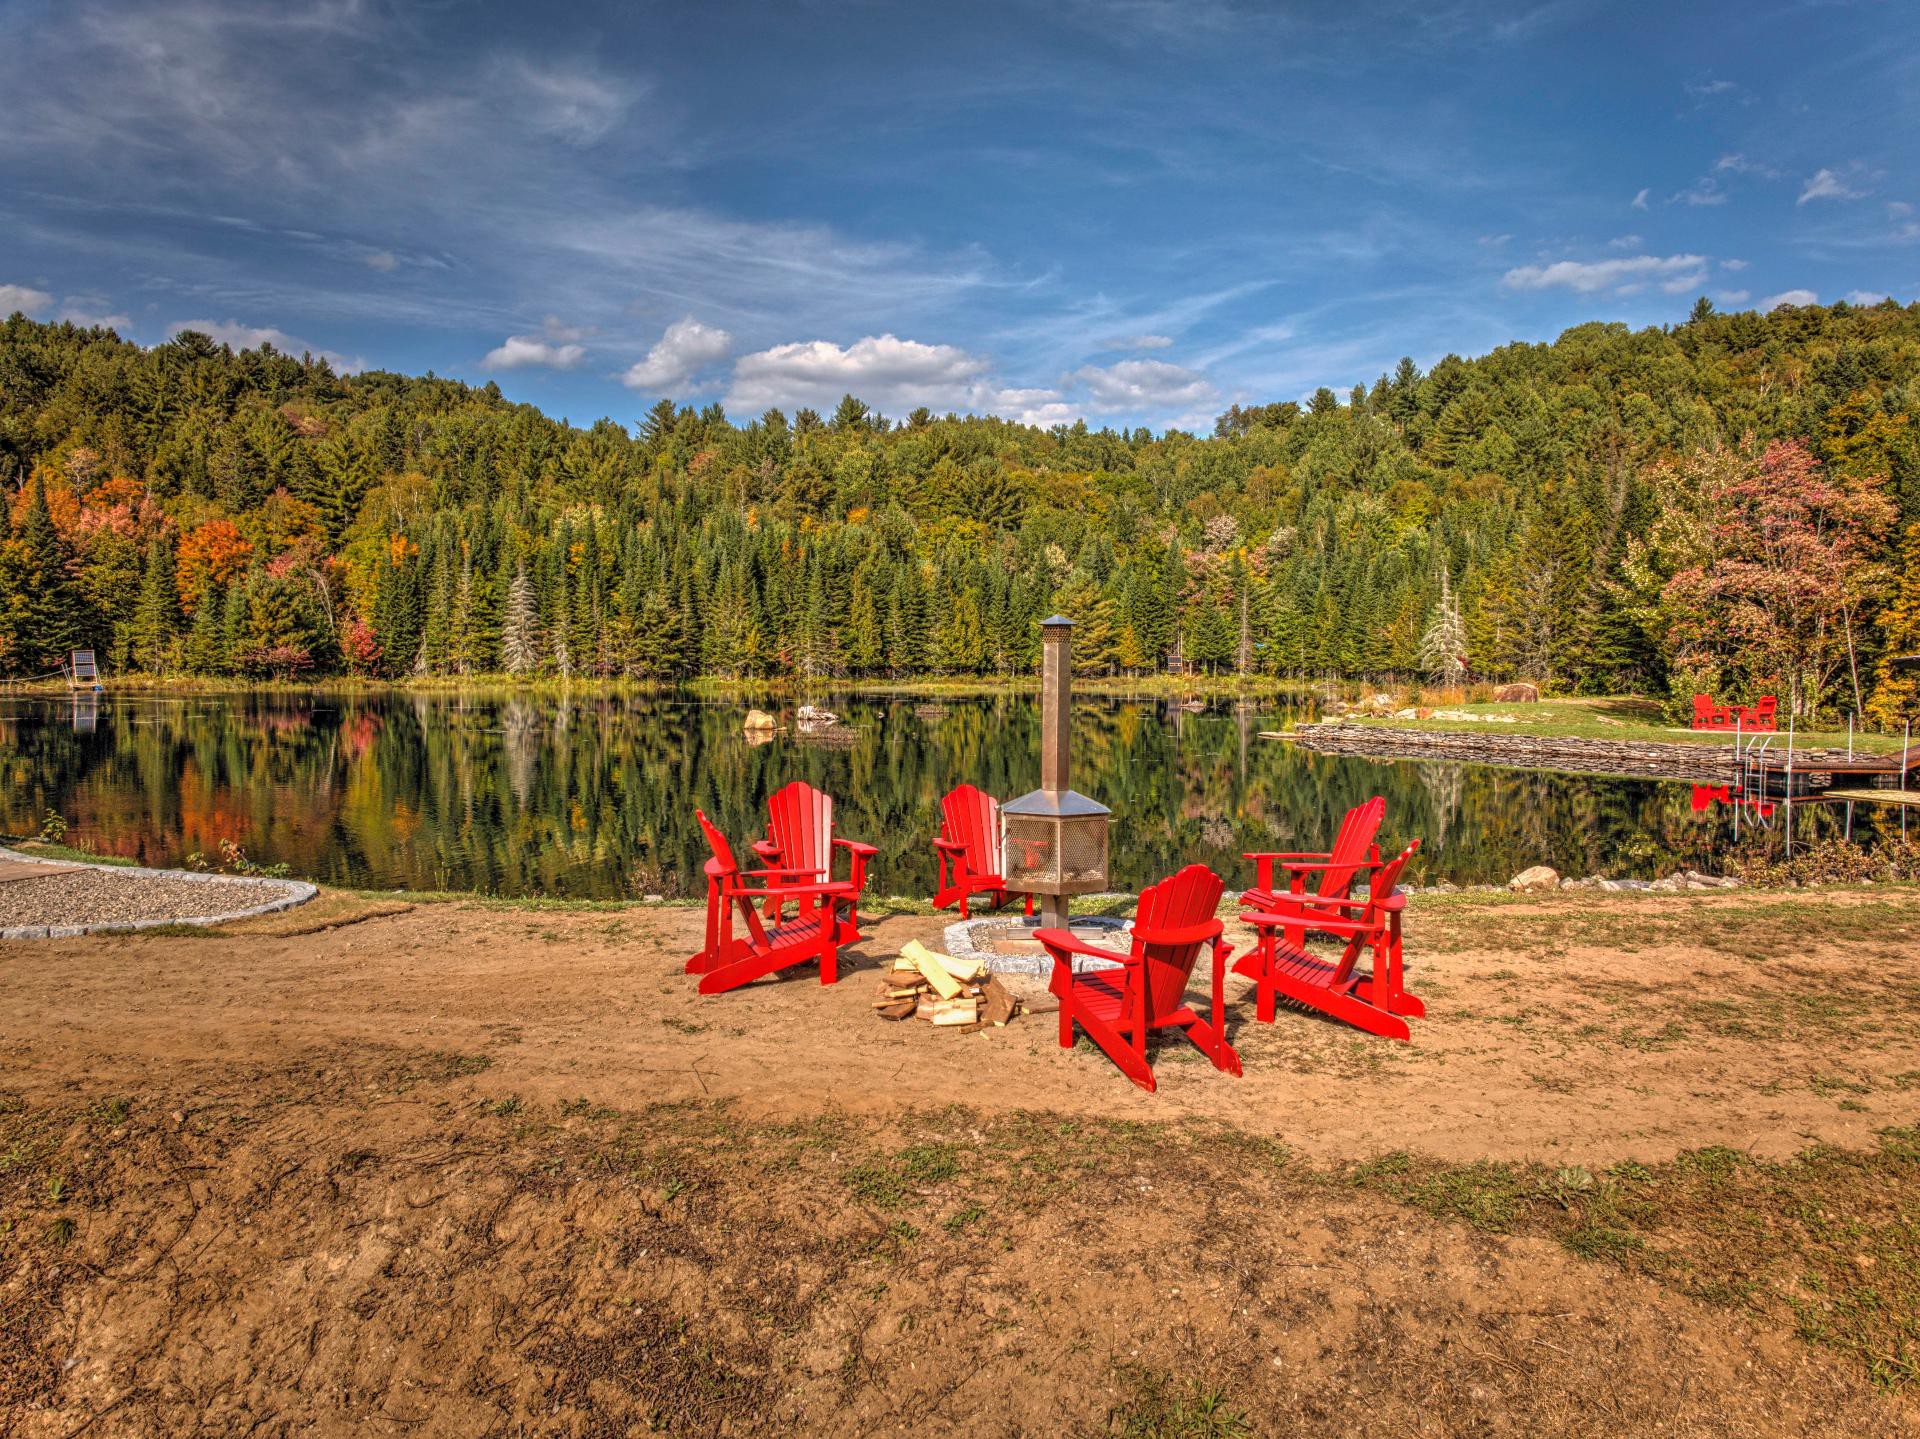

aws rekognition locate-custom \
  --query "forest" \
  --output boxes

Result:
[1,298,1917,724]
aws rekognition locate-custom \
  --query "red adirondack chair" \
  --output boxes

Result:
[1240,795,1386,948]
[1037,863,1241,1093]
[1236,840,1424,1042]
[1691,693,1727,730]
[753,781,877,941]
[931,784,1034,919]
[685,810,855,994]
[1741,695,1778,731]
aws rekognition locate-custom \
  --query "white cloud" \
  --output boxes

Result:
[1476,233,1512,248]
[1715,153,1778,179]
[734,333,1087,424]
[1671,177,1728,207]
[1845,290,1890,305]
[1106,333,1174,349]
[1890,201,1915,218]
[169,318,364,373]
[0,284,55,317]
[1686,77,1737,99]
[1502,253,1709,295]
[1763,289,1818,310]
[1800,167,1867,204]
[1068,359,1216,411]
[363,250,399,272]
[60,306,132,330]
[726,333,991,414]
[1607,234,1642,250]
[1630,188,1650,211]
[1716,289,1750,305]
[621,317,734,392]
[482,335,586,371]
[173,317,302,350]
[1721,258,1749,271]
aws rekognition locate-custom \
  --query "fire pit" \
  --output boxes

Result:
[1000,616,1110,930]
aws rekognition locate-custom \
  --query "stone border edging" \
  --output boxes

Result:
[0,846,318,940]
[944,907,1131,978]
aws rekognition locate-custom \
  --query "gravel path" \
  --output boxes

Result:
[0,849,316,938]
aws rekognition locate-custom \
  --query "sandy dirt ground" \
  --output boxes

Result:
[2,887,1918,1436]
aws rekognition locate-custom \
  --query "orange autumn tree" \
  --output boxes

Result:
[175,519,254,615]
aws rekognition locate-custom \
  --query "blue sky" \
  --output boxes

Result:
[1,0,1915,432]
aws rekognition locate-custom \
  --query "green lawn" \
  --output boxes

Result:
[1311,695,1906,753]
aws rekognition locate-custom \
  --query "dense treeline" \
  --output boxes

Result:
[1,300,1916,721]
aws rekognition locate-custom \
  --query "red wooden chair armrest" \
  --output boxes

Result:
[742,865,827,879]
[750,839,783,861]
[1242,850,1334,862]
[725,880,855,901]
[835,838,880,858]
[932,836,967,854]
[1244,910,1373,937]
[1129,917,1225,947]
[1277,857,1388,875]
[1033,928,1135,966]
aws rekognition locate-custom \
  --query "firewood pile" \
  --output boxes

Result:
[873,940,1018,1034]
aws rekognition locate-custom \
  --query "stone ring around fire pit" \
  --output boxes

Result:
[943,908,1133,979]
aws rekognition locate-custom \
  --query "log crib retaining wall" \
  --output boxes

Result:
[1282,723,1753,782]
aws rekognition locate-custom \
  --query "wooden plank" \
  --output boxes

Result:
[1827,788,1920,806]
[0,859,86,885]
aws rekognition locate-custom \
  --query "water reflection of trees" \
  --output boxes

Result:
[0,694,1903,898]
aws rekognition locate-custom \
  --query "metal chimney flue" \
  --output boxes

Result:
[1001,616,1112,929]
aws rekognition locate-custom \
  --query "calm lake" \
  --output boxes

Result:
[0,690,1897,898]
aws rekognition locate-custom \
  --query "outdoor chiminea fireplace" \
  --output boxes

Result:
[1001,616,1111,929]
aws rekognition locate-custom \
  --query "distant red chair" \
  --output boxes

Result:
[1691,693,1731,730]
[685,810,855,994]
[1240,795,1386,949]
[1036,863,1241,1093]
[931,784,1034,919]
[753,780,877,941]
[1237,840,1424,1042]
[1692,693,1776,732]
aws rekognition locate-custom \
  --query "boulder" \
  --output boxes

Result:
[1493,683,1540,703]
[743,708,778,732]
[1509,864,1560,892]
[796,703,838,726]
[1392,708,1419,720]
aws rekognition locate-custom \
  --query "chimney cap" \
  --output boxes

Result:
[1040,614,1075,629]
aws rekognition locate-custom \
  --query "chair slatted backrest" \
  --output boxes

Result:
[767,780,833,877]
[1131,863,1225,1020]
[1316,795,1386,903]
[696,809,771,946]
[1326,840,1419,985]
[940,784,1002,876]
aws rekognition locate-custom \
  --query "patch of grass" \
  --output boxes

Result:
[1109,1364,1250,1439]
[87,1096,131,1126]
[943,1203,987,1234]
[1349,1130,1920,1389]
[661,1017,709,1036]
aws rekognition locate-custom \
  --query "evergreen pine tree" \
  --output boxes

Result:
[132,536,182,673]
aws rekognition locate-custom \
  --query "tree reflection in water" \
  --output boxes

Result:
[0,692,1894,899]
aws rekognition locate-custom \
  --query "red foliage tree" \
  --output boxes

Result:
[1663,439,1894,717]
